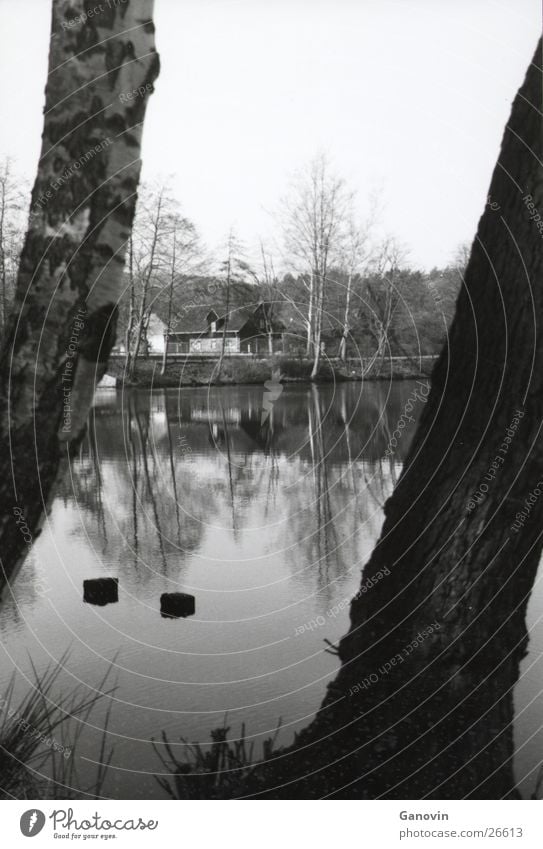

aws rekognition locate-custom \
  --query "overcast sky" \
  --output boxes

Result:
[0,0,540,268]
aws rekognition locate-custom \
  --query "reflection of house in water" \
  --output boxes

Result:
[190,406,242,425]
[184,400,285,454]
[238,410,285,451]
[89,383,419,469]
[172,384,419,462]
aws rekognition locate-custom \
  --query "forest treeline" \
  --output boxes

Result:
[1,154,463,374]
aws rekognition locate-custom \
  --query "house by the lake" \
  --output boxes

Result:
[166,302,284,356]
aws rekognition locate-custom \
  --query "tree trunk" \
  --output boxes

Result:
[338,335,346,362]
[306,272,314,356]
[128,190,164,378]
[217,255,231,379]
[161,224,177,375]
[339,271,353,362]
[310,272,324,379]
[124,236,137,376]
[245,39,543,800]
[0,0,159,598]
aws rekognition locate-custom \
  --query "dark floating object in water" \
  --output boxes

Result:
[83,578,119,606]
[160,592,195,619]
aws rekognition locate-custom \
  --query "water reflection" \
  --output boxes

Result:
[0,381,539,798]
[63,382,411,604]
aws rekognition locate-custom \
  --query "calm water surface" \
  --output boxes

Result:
[0,382,541,798]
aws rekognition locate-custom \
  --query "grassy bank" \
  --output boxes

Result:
[106,355,436,388]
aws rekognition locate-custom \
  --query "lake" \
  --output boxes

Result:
[0,381,541,798]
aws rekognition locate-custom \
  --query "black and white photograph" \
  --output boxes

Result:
[0,0,542,843]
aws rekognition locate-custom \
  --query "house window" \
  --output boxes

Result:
[210,321,217,334]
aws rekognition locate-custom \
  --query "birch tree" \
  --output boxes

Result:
[124,183,206,374]
[124,183,171,377]
[160,214,203,374]
[280,154,351,377]
[0,0,159,596]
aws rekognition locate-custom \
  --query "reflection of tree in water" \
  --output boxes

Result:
[165,400,183,548]
[0,554,41,632]
[280,383,416,610]
[131,397,168,573]
[58,385,418,610]
[358,385,401,504]
[195,388,358,607]
[58,395,211,586]
[189,402,283,532]
[60,416,108,549]
[278,389,352,610]
[307,386,346,601]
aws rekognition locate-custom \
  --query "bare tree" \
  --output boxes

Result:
[216,230,252,378]
[363,235,409,371]
[338,211,374,362]
[122,182,205,378]
[0,0,159,596]
[257,244,280,356]
[242,242,283,356]
[280,154,352,377]
[124,233,138,374]
[160,215,204,374]
[125,183,170,377]
[0,159,27,335]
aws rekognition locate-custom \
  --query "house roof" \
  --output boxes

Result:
[169,302,277,334]
[169,305,215,334]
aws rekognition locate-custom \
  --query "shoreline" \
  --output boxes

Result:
[104,355,437,389]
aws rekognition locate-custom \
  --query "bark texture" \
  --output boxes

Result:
[0,0,159,596]
[243,40,543,799]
